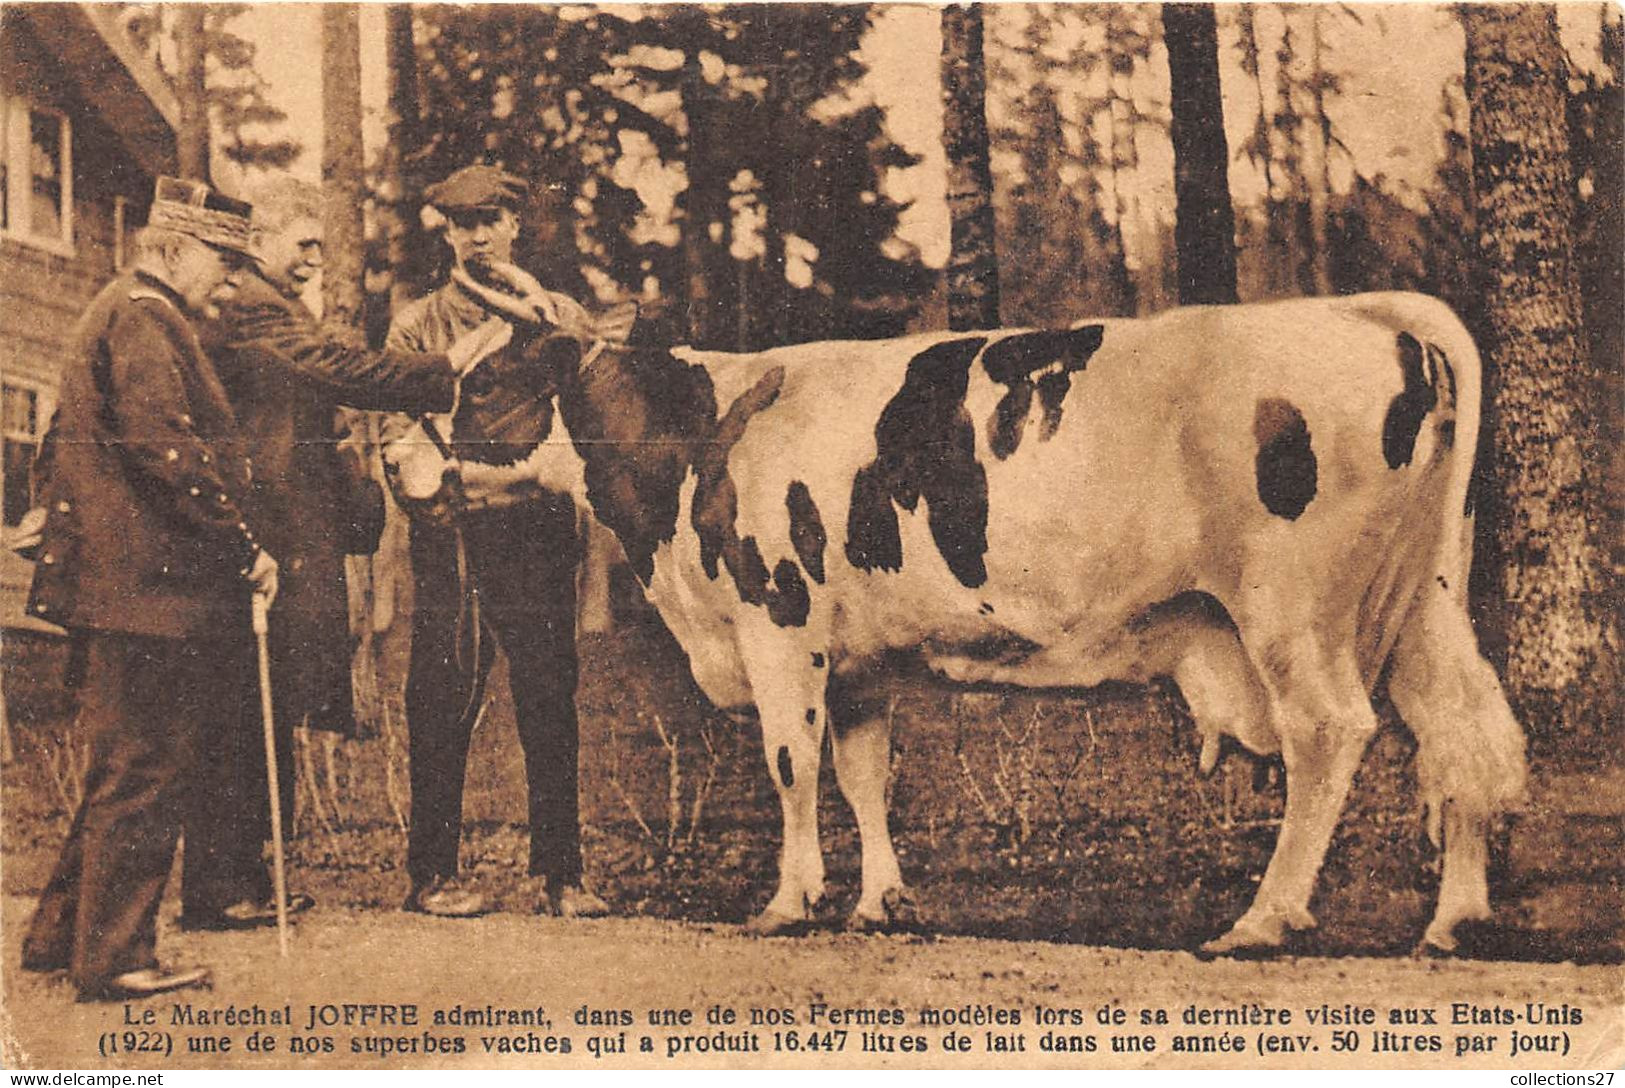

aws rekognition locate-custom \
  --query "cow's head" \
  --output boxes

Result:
[547,335,719,584]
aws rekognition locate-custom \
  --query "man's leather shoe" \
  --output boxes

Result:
[223,892,316,926]
[538,882,609,918]
[403,878,486,918]
[79,965,211,1002]
[182,892,316,931]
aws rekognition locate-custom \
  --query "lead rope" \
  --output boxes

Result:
[417,413,489,736]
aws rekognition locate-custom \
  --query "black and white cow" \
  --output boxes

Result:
[463,286,1527,956]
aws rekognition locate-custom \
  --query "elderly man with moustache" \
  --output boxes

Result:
[181,175,523,933]
[18,178,269,1001]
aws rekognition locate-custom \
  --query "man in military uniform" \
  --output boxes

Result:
[18,178,269,1000]
[182,176,518,931]
[382,164,608,919]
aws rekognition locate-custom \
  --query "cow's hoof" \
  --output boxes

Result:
[1198,906,1312,959]
[1418,918,1510,961]
[742,908,812,937]
[847,887,921,933]
[1418,920,1460,957]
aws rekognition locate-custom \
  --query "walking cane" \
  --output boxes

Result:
[251,591,290,957]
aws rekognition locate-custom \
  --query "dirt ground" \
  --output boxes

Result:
[2,895,1621,1071]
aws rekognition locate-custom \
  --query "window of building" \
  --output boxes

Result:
[0,96,74,255]
[2,379,51,528]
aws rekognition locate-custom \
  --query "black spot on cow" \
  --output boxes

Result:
[777,746,795,788]
[805,707,817,725]
[1384,332,1438,469]
[978,601,995,615]
[845,337,990,587]
[810,652,826,669]
[981,326,1105,460]
[988,379,1034,460]
[786,481,827,584]
[555,341,717,584]
[694,367,784,579]
[1253,398,1318,520]
[768,559,811,628]
[1427,343,1457,408]
[687,368,813,627]
[927,629,1042,664]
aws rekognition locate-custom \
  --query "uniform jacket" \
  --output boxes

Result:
[27,273,261,638]
[201,270,459,732]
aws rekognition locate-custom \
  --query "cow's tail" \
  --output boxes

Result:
[1357,293,1526,843]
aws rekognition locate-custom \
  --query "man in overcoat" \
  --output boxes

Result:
[183,175,521,931]
[18,178,270,1000]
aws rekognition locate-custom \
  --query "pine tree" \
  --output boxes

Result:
[941,3,1002,331]
[1163,2,1238,305]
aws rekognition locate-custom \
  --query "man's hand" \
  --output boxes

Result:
[4,506,46,559]
[447,317,515,375]
[592,301,638,345]
[453,262,557,326]
[247,549,280,609]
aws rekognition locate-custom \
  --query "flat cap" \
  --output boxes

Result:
[424,165,529,212]
[148,176,256,259]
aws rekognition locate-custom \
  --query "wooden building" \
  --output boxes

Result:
[1,4,178,632]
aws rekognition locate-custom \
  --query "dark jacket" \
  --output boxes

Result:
[27,273,261,638]
[201,271,458,732]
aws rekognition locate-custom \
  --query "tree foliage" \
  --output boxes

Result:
[406,4,930,347]
[117,3,302,171]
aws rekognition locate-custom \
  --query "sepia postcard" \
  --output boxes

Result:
[0,1,1619,1073]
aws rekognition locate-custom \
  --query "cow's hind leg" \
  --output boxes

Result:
[828,691,913,931]
[1202,645,1377,956]
[1387,590,1527,953]
[737,625,829,935]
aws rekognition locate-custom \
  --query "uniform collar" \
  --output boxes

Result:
[132,269,187,309]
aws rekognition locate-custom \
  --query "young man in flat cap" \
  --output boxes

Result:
[18,178,271,1000]
[382,164,609,919]
[181,175,518,932]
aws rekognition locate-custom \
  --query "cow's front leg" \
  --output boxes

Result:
[1201,648,1376,957]
[737,626,828,935]
[830,699,914,931]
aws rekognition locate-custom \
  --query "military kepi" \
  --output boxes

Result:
[148,176,256,259]
[424,165,529,212]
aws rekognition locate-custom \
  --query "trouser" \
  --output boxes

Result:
[405,494,583,889]
[23,632,241,991]
[179,555,341,917]
[178,642,292,920]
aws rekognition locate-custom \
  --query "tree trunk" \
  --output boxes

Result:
[1163,3,1238,305]
[941,3,1001,331]
[1238,4,1277,299]
[1273,20,1309,295]
[175,5,209,180]
[1306,8,1334,296]
[680,50,720,347]
[322,5,367,328]
[1464,5,1613,734]
[381,4,421,315]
